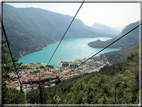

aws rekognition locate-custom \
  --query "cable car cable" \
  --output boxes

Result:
[59,22,142,79]
[48,0,85,65]
[1,19,23,92]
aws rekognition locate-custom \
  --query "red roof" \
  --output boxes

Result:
[45,72,52,74]
[35,77,39,80]
[9,86,14,88]
[64,66,69,69]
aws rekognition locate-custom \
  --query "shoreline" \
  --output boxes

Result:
[18,37,117,67]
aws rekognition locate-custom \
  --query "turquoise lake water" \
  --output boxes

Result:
[18,37,120,67]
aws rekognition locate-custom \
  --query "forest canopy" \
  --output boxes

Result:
[26,49,140,104]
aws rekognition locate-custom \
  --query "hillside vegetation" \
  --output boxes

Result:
[88,20,140,49]
[26,49,140,104]
[3,4,115,58]
[2,40,26,104]
[93,41,139,64]
[2,37,140,104]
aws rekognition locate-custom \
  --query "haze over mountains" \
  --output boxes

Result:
[91,23,120,35]
[89,20,140,64]
[114,26,125,32]
[3,4,140,59]
[88,20,140,49]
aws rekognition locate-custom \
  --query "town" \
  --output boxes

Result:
[5,57,111,92]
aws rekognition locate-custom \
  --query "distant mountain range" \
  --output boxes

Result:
[3,4,118,58]
[91,23,120,35]
[88,20,140,49]
[90,20,140,64]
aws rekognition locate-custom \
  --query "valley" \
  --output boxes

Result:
[17,37,120,67]
[2,3,140,105]
[3,4,119,58]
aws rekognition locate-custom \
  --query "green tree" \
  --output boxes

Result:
[98,94,109,104]
[2,39,27,104]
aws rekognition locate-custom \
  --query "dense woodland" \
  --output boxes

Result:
[26,49,140,104]
[3,37,140,105]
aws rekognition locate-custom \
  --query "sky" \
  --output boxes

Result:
[1,0,141,29]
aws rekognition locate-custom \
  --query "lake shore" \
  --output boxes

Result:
[18,37,120,66]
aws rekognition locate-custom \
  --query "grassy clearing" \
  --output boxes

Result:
[72,59,81,64]
[40,68,45,71]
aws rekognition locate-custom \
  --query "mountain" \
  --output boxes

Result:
[91,23,120,35]
[88,20,140,49]
[93,41,139,64]
[3,4,108,58]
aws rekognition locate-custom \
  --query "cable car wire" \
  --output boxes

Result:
[1,19,23,92]
[59,22,142,79]
[48,0,85,65]
[2,1,141,102]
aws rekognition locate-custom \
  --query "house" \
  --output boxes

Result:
[43,75,50,79]
[30,77,34,80]
[36,73,40,77]
[53,74,58,77]
[4,80,9,84]
[23,74,27,77]
[64,66,69,69]
[35,77,39,80]
[60,78,63,80]
[63,70,69,73]
[74,74,78,76]
[52,69,58,73]
[44,71,52,75]
[31,66,35,70]
[9,85,14,89]
[27,85,31,88]
[28,75,31,78]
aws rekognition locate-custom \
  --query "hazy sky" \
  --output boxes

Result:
[2,0,141,28]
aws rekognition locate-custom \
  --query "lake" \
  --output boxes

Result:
[18,37,120,67]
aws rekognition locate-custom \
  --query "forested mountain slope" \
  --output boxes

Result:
[26,49,139,104]
[88,20,140,49]
[3,4,114,58]
[93,41,139,64]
